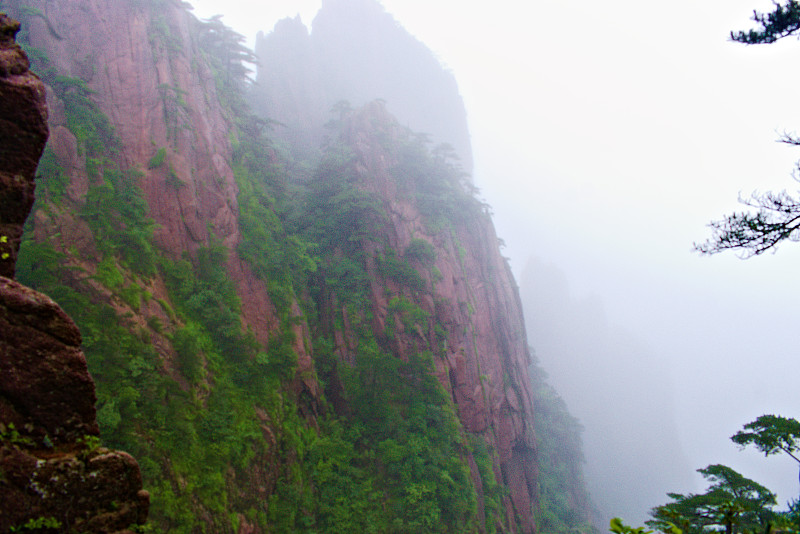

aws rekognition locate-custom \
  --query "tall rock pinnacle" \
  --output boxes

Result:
[0,13,48,278]
[0,13,150,532]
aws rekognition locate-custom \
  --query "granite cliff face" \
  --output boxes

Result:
[18,0,278,335]
[320,102,539,530]
[0,13,149,532]
[5,0,558,531]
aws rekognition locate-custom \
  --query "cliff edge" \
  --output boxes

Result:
[0,13,149,532]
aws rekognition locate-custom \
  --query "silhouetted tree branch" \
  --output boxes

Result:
[778,130,800,146]
[697,4,800,257]
[695,187,800,257]
[731,1,800,44]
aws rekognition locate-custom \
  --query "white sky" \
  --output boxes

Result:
[190,0,800,523]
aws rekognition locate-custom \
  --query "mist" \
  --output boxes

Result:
[189,0,800,526]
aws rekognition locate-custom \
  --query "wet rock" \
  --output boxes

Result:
[0,13,48,279]
[0,13,149,531]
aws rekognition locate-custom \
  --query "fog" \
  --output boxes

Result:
[190,0,800,525]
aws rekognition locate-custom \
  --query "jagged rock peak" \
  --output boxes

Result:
[254,0,473,172]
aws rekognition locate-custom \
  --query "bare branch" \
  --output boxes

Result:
[694,189,800,257]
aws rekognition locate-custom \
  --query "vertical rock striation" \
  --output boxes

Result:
[319,103,539,532]
[5,0,553,530]
[0,13,149,532]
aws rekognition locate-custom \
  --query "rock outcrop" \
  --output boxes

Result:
[0,13,47,279]
[0,13,149,532]
[16,0,297,376]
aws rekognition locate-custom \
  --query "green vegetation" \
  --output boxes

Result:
[648,464,776,534]
[379,249,426,291]
[406,237,437,265]
[530,357,597,533]
[731,1,800,44]
[731,414,800,465]
[5,5,580,533]
[147,147,167,169]
[611,415,800,534]
[391,131,484,233]
[0,423,35,447]
[35,146,68,201]
[9,516,62,532]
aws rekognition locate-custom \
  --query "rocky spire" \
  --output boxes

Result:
[0,13,149,532]
[0,13,48,279]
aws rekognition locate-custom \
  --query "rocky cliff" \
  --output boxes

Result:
[304,101,539,531]
[0,13,148,532]
[3,0,566,531]
[0,12,46,278]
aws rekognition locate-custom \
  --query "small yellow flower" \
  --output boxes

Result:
[0,236,7,243]
[1,253,9,260]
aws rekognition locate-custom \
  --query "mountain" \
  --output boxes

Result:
[0,12,149,531]
[253,0,473,173]
[0,0,591,531]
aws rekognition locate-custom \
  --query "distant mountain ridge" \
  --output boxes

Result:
[253,0,473,173]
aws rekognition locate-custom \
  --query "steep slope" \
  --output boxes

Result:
[3,0,574,531]
[297,101,538,532]
[0,13,148,531]
[6,0,320,529]
[0,12,45,280]
[253,0,473,173]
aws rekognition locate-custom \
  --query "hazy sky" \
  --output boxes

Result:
[191,0,800,522]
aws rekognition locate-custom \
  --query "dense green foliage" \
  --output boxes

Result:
[731,414,800,464]
[647,464,776,534]
[624,416,800,534]
[391,132,484,233]
[6,3,592,532]
[530,357,597,533]
[261,118,488,532]
[731,1,800,44]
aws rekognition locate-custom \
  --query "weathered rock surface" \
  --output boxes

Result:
[0,434,150,533]
[19,0,296,380]
[0,13,149,532]
[0,13,48,278]
[329,102,539,532]
[255,0,473,173]
[0,276,97,444]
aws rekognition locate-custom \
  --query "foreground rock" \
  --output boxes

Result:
[0,13,149,532]
[0,13,48,279]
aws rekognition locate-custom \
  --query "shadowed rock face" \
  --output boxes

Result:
[0,276,98,444]
[0,13,48,279]
[0,13,149,532]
